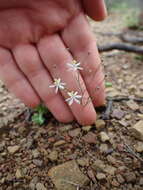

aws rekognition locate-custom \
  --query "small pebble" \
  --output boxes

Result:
[33,159,43,167]
[96,173,106,180]
[100,132,110,142]
[48,151,58,161]
[36,183,47,190]
[82,125,92,132]
[15,169,23,179]
[77,157,89,167]
[7,145,20,154]
[54,140,66,147]
[68,128,81,137]
[95,120,106,130]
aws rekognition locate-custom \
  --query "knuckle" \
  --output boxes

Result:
[14,45,40,71]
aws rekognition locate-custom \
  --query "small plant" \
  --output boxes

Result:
[32,104,48,125]
[105,82,112,88]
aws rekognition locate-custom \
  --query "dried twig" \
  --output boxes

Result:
[123,143,143,163]
[107,96,143,103]
[98,43,143,54]
[102,99,113,120]
[118,135,143,163]
[120,34,143,45]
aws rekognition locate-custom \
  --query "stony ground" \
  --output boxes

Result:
[0,12,143,190]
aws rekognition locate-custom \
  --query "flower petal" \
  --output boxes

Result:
[75,95,82,98]
[55,87,58,93]
[74,98,81,104]
[69,98,74,105]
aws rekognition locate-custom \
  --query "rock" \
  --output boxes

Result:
[33,159,43,167]
[18,126,27,134]
[7,145,20,154]
[138,114,143,119]
[134,141,143,152]
[116,174,125,184]
[139,177,143,185]
[48,160,89,190]
[95,120,105,130]
[118,120,128,127]
[92,160,105,171]
[100,132,110,142]
[25,138,35,149]
[48,151,58,161]
[82,126,92,132]
[82,132,96,144]
[126,100,139,111]
[87,169,96,182]
[29,183,35,190]
[111,179,120,187]
[96,173,106,180]
[130,120,143,141]
[68,128,81,137]
[99,144,108,153]
[125,114,131,120]
[36,183,47,190]
[112,109,125,120]
[15,169,23,179]
[54,140,67,147]
[32,149,40,158]
[135,91,143,98]
[29,177,39,189]
[124,172,136,183]
[77,157,89,167]
[59,125,73,132]
[104,165,116,175]
[107,155,116,165]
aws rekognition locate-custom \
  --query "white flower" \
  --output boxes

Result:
[67,60,83,71]
[49,78,66,93]
[66,91,82,105]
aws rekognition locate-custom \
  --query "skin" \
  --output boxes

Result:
[0,0,107,125]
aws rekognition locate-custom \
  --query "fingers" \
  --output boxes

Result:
[0,47,40,107]
[62,13,105,107]
[38,34,97,125]
[13,44,74,123]
[82,0,107,21]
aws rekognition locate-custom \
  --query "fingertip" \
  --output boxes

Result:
[77,105,97,125]
[83,0,107,21]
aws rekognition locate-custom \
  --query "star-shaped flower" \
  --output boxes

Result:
[66,91,82,105]
[49,78,66,93]
[67,60,83,71]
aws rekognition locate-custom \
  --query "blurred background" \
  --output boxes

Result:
[105,0,143,28]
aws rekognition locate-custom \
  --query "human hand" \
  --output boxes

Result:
[0,0,107,125]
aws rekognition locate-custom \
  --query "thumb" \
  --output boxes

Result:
[82,0,107,21]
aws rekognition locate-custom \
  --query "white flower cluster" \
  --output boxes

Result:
[49,60,83,105]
